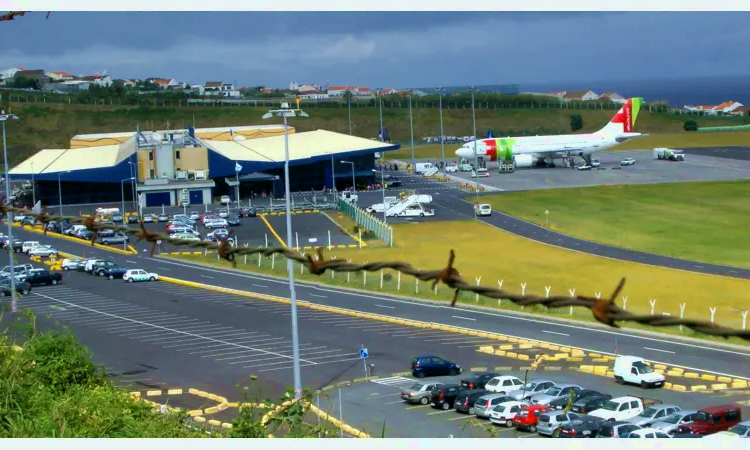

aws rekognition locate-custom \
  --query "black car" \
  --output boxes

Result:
[549,389,611,411]
[454,389,490,414]
[227,214,241,226]
[92,261,117,276]
[569,395,613,415]
[0,280,31,296]
[385,180,402,188]
[430,384,466,410]
[558,415,607,438]
[411,355,462,378]
[460,372,501,390]
[104,267,128,280]
[25,270,63,286]
[241,207,257,218]
[78,230,94,240]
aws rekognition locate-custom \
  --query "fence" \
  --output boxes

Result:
[337,199,393,247]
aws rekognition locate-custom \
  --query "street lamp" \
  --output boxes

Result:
[261,102,308,400]
[468,85,480,211]
[121,177,135,248]
[58,170,71,214]
[128,159,137,213]
[436,87,447,176]
[346,88,352,135]
[30,162,35,207]
[372,169,387,223]
[341,160,356,192]
[375,88,384,144]
[1,109,20,313]
[408,89,415,171]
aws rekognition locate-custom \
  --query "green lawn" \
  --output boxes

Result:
[482,180,750,268]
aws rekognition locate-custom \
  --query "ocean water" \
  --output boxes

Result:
[523,75,750,107]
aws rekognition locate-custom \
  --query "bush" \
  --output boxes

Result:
[684,120,698,131]
[570,114,584,132]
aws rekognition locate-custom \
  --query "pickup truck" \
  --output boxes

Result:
[589,396,661,422]
[25,270,64,286]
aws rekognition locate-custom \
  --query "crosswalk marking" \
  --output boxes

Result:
[370,376,415,387]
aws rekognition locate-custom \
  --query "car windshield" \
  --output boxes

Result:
[634,362,653,373]
[409,383,424,391]
[493,405,506,413]
[663,413,683,424]
[523,382,537,390]
[545,387,562,396]
[602,401,620,411]
[728,424,749,435]
[639,407,658,417]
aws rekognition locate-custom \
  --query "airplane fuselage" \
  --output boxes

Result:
[455,134,621,161]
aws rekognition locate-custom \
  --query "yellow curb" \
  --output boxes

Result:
[558,347,571,353]
[580,365,594,373]
[478,346,495,354]
[506,352,518,358]
[554,353,568,359]
[701,374,716,381]
[690,385,707,392]
[571,349,585,357]
[711,383,728,390]
[671,384,686,391]
[499,344,514,350]
[544,366,562,371]
[654,369,665,375]
[146,390,161,397]
[494,350,506,356]
[664,382,673,389]
[188,409,203,417]
[591,358,609,363]
[208,419,221,426]
[470,367,488,372]
[606,371,615,377]
[516,354,530,361]
[671,368,684,375]
[167,389,183,395]
[731,380,748,389]
[666,370,682,377]
[566,357,584,362]
[222,423,233,429]
[518,344,533,350]
[193,417,206,423]
[717,376,732,383]
[654,364,667,370]
[546,344,560,351]
[684,372,699,379]
[507,337,519,343]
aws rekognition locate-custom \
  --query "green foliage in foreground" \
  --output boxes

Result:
[0,311,336,438]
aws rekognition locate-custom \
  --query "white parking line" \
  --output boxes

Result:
[644,347,676,354]
[137,327,240,341]
[241,350,351,368]
[200,275,214,279]
[309,294,327,298]
[452,316,476,321]
[120,323,215,337]
[213,342,316,362]
[252,284,269,288]
[30,291,317,365]
[542,330,570,337]
[375,304,396,309]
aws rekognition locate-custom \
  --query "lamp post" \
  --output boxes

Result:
[262,102,309,400]
[58,170,71,214]
[408,89,415,171]
[30,162,35,207]
[121,176,135,249]
[341,160,356,192]
[346,89,352,135]
[128,159,137,213]
[375,88,384,143]
[1,109,20,313]
[372,169,387,223]
[436,87,446,176]
[469,86,480,211]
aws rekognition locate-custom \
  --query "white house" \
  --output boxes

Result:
[300,93,330,100]
[327,85,360,96]
[684,105,718,115]
[564,90,599,101]
[297,84,319,93]
[598,92,627,104]
[46,71,75,82]
[201,81,239,98]
[713,101,744,113]
[0,67,26,82]
[80,74,113,87]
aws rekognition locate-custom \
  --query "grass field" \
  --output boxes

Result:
[6,103,749,165]
[173,219,750,346]
[482,180,750,269]
[384,132,750,161]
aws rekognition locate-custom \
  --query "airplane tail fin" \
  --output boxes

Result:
[594,97,643,135]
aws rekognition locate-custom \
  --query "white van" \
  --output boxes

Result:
[22,241,40,254]
[471,168,489,178]
[613,355,665,388]
[414,162,434,174]
[475,204,492,217]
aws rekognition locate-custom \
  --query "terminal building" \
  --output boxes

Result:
[9,125,399,208]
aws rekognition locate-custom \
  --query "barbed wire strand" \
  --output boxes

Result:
[2,202,748,342]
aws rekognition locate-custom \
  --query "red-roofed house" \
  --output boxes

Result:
[47,71,75,81]
[149,78,177,89]
[564,90,599,101]
[731,106,750,116]
[327,85,361,96]
[684,104,718,115]
[0,67,27,83]
[381,88,398,95]
[598,92,627,104]
[713,101,743,113]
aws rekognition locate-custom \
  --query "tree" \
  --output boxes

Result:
[10,75,39,90]
[683,120,698,132]
[570,114,583,132]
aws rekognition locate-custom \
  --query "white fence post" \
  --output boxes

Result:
[709,306,717,323]
[545,286,551,297]
[397,271,401,291]
[346,259,351,283]
[520,282,526,310]
[265,234,268,248]
[475,277,481,303]
[497,280,504,306]
[595,292,601,299]
[649,299,656,315]
[679,302,686,331]
[300,251,305,274]
[328,230,332,251]
[622,296,628,311]
[363,262,367,287]
[271,253,275,270]
[415,270,419,294]
[380,270,384,289]
[330,256,336,279]
[742,310,748,330]
[569,289,575,315]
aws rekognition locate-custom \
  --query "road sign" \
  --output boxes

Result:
[359,348,369,359]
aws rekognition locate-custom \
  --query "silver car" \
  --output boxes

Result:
[399,382,444,405]
[724,420,750,438]
[651,410,698,435]
[537,410,581,437]
[627,404,681,427]
[474,393,516,418]
[508,380,557,401]
[530,384,582,405]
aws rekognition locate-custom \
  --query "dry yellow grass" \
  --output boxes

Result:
[331,220,750,331]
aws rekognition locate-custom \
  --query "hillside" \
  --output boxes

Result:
[4,103,749,166]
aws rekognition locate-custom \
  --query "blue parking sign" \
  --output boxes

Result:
[359,348,369,359]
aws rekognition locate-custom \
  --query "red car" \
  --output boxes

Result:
[512,404,553,433]
[677,404,742,436]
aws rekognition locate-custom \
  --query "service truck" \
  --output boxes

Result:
[653,148,685,161]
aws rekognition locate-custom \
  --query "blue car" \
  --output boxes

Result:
[104,267,128,280]
[411,355,462,378]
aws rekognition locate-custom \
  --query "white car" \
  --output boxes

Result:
[172,233,200,241]
[577,164,592,171]
[189,211,201,221]
[28,246,59,257]
[485,376,525,394]
[205,219,229,229]
[217,209,229,218]
[625,428,672,438]
[61,258,82,270]
[489,401,527,427]
[445,164,458,173]
[589,396,646,421]
[471,168,489,178]
[220,195,231,204]
[620,157,636,166]
[123,269,158,283]
[475,204,492,217]
[591,159,601,167]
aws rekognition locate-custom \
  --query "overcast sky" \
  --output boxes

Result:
[2,11,749,89]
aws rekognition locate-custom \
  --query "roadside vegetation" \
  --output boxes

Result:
[170,219,750,347]
[0,310,341,437]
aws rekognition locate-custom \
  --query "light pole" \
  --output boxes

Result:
[372,169,387,223]
[128,159,137,213]
[262,102,309,400]
[341,160,356,192]
[408,89,415,171]
[328,153,336,197]
[436,87,446,176]
[1,109,20,313]
[346,89,352,135]
[469,86,480,210]
[234,162,242,211]
[30,162,35,207]
[376,88,384,144]
[58,170,71,214]
[121,176,135,249]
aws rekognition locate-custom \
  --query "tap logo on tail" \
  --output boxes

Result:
[609,98,643,133]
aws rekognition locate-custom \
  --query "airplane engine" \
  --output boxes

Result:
[513,154,536,168]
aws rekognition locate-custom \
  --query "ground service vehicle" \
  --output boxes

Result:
[614,356,665,388]
[400,382,444,405]
[411,355,461,378]
[620,157,636,166]
[677,405,742,436]
[654,148,685,161]
[475,204,492,217]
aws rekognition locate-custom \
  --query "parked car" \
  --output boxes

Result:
[112,213,124,223]
[240,207,257,218]
[489,401,527,427]
[595,421,643,438]
[474,393,518,418]
[651,410,698,435]
[157,214,169,222]
[172,233,201,242]
[453,389,491,414]
[722,420,750,438]
[484,376,524,394]
[620,157,636,166]
[510,380,558,401]
[589,396,656,422]
[530,384,582,406]
[400,382,444,405]
[28,245,59,257]
[627,404,682,427]
[127,213,140,224]
[0,279,31,296]
[207,229,230,240]
[614,355,665,388]
[429,384,465,410]
[677,404,743,436]
[460,372,501,390]
[558,415,607,438]
[227,214,241,226]
[98,232,129,245]
[411,355,461,378]
[217,208,229,218]
[513,404,553,433]
[625,427,672,438]
[84,259,107,274]
[25,269,64,286]
[93,261,119,277]
[549,389,611,411]
[123,269,158,283]
[189,211,201,221]
[143,214,158,223]
[220,195,231,204]
[61,258,83,271]
[204,219,229,229]
[537,410,582,437]
[104,267,129,280]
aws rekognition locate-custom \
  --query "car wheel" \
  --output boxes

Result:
[149,276,155,281]
[449,368,458,376]
[640,381,647,389]
[63,266,69,271]
[552,428,560,438]
[109,275,114,280]
[420,397,429,405]
[442,402,450,411]
[22,289,29,295]
[128,278,134,283]
[469,407,475,415]
[0,291,5,297]
[51,279,58,285]
[529,425,537,433]
[415,371,425,379]
[615,376,624,385]
[506,419,513,427]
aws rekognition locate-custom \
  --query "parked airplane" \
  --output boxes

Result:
[454,97,646,169]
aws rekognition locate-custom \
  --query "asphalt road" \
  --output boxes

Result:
[7,226,750,382]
